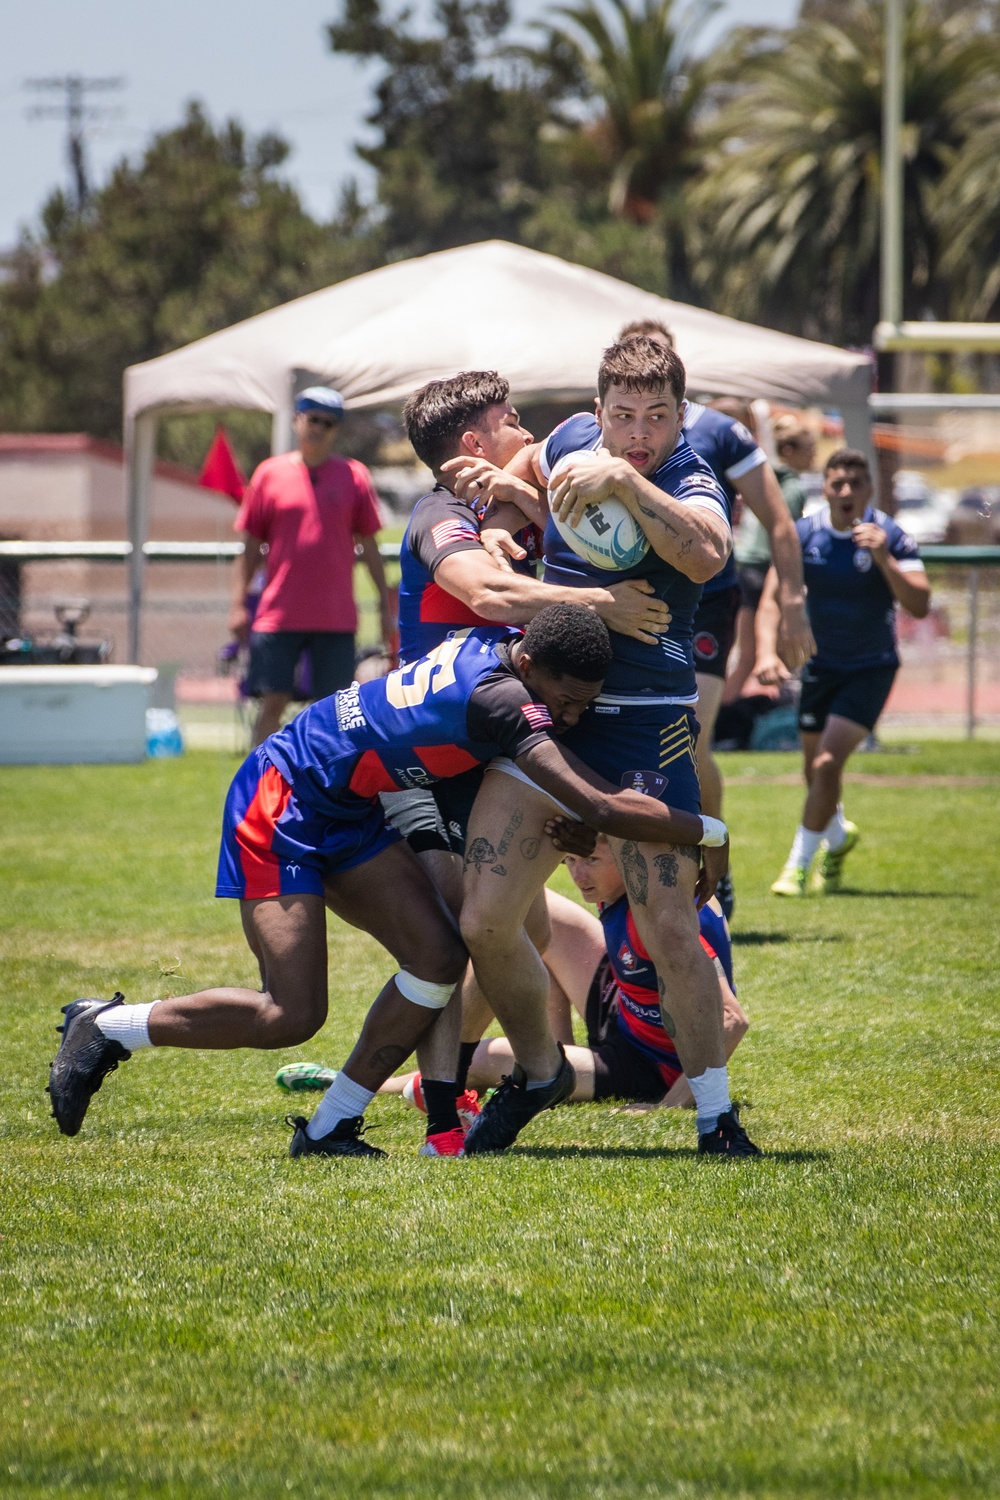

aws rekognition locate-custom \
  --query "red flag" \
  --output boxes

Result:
[199,425,246,503]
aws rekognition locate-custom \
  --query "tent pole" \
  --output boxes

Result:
[271,401,294,456]
[841,400,875,467]
[126,412,157,664]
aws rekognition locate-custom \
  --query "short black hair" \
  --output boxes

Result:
[598,335,686,407]
[403,371,511,470]
[522,603,613,682]
[825,447,872,478]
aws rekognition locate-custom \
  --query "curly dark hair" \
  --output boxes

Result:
[403,371,511,470]
[597,335,686,406]
[523,603,613,682]
[824,447,871,478]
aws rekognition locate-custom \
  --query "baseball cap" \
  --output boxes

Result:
[295,386,345,419]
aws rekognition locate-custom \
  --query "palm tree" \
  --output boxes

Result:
[689,0,1000,344]
[544,0,719,298]
[938,90,1000,319]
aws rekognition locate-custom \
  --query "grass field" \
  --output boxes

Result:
[2,743,999,1498]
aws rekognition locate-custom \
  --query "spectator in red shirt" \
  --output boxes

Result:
[229,387,394,745]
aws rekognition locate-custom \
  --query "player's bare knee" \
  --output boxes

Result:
[258,998,326,1050]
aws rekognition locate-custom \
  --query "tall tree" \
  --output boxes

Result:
[689,0,1000,344]
[0,104,350,441]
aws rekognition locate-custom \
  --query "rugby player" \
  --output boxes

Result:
[384,371,672,1131]
[444,336,760,1158]
[757,449,931,895]
[46,606,730,1158]
[618,321,814,915]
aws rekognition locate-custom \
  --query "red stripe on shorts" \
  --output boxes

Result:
[235,764,294,899]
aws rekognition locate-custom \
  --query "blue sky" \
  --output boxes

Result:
[1,0,798,250]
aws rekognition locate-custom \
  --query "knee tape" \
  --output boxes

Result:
[394,971,454,1009]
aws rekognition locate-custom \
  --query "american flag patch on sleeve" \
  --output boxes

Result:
[521,702,553,730]
[431,519,479,550]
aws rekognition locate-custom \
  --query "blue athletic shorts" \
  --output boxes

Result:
[216,747,400,900]
[561,703,702,816]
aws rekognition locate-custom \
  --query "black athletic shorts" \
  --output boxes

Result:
[246,630,355,699]
[584,957,681,1103]
[737,563,769,613]
[381,765,486,857]
[798,661,898,734]
[691,584,741,679]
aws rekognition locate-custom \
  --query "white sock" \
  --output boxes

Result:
[306,1071,375,1139]
[687,1065,732,1135]
[823,804,847,851]
[94,1001,156,1051]
[788,825,824,870]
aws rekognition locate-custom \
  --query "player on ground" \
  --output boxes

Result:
[384,371,672,1127]
[618,321,814,915]
[279,839,749,1115]
[757,449,931,895]
[444,336,760,1158]
[47,607,729,1158]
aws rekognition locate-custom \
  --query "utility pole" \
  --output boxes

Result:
[25,75,125,211]
[880,0,904,330]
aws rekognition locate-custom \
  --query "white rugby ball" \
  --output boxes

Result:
[548,449,650,572]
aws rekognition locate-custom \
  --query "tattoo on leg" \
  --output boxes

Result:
[656,977,677,1038]
[654,852,678,888]
[496,809,523,858]
[677,844,700,865]
[370,1043,409,1073]
[519,837,540,860]
[466,837,497,874]
[620,841,649,906]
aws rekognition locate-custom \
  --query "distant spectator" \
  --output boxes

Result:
[229,387,394,745]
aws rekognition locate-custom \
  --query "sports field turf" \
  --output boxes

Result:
[2,743,998,1498]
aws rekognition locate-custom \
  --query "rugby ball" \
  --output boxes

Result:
[548,449,650,572]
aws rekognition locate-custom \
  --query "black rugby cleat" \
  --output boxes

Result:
[47,994,131,1136]
[463,1045,575,1156]
[286,1114,386,1159]
[697,1105,762,1158]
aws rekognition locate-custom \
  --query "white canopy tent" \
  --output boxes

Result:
[123,239,872,661]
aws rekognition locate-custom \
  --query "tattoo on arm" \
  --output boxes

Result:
[635,500,680,539]
[620,840,649,906]
[656,977,677,1038]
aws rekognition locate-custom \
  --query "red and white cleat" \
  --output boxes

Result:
[418,1127,466,1157]
[402,1073,480,1130]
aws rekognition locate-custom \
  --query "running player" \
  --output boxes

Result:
[618,321,814,915]
[757,449,931,895]
[445,335,760,1158]
[47,606,730,1158]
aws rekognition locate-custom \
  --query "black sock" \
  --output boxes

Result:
[455,1041,478,1096]
[421,1079,461,1136]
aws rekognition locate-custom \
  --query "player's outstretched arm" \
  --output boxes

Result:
[753,565,792,688]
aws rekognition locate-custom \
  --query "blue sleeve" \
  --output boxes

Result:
[704,409,766,482]
[886,518,923,567]
[540,413,602,481]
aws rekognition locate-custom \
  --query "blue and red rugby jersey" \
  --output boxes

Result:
[681,401,767,599]
[599,894,734,1085]
[539,413,729,701]
[263,628,555,818]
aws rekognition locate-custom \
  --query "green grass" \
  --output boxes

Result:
[2,745,999,1498]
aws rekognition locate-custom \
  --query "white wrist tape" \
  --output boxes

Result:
[394,971,454,1010]
[699,816,729,847]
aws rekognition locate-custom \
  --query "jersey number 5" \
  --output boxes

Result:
[385,630,471,709]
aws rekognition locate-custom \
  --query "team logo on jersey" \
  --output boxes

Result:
[693,630,719,661]
[431,519,479,550]
[335,686,366,732]
[521,702,553,730]
[853,549,873,572]
[621,770,668,799]
[618,942,639,973]
[398,766,434,788]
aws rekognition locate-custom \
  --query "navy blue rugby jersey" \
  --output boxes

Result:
[264,630,553,817]
[682,401,766,598]
[539,412,729,700]
[798,506,924,671]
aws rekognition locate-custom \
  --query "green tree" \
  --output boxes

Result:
[0,103,353,446]
[688,0,1000,344]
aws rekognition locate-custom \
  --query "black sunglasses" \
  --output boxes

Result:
[304,413,336,430]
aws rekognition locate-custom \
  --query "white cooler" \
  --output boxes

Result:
[0,665,158,764]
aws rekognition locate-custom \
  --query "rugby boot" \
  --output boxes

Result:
[286,1114,386,1159]
[275,1062,338,1093]
[462,1046,575,1156]
[715,870,735,921]
[402,1072,481,1129]
[418,1127,466,1157]
[770,864,809,897]
[698,1105,762,1158]
[46,994,131,1136]
[809,823,860,894]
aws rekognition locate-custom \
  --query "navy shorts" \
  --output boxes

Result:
[216,748,400,899]
[562,703,702,816]
[246,631,355,699]
[798,662,898,735]
[691,584,741,679]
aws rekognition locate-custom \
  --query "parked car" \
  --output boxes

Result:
[944,486,1000,545]
[891,472,956,545]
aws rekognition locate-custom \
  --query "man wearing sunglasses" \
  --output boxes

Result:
[229,386,393,745]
